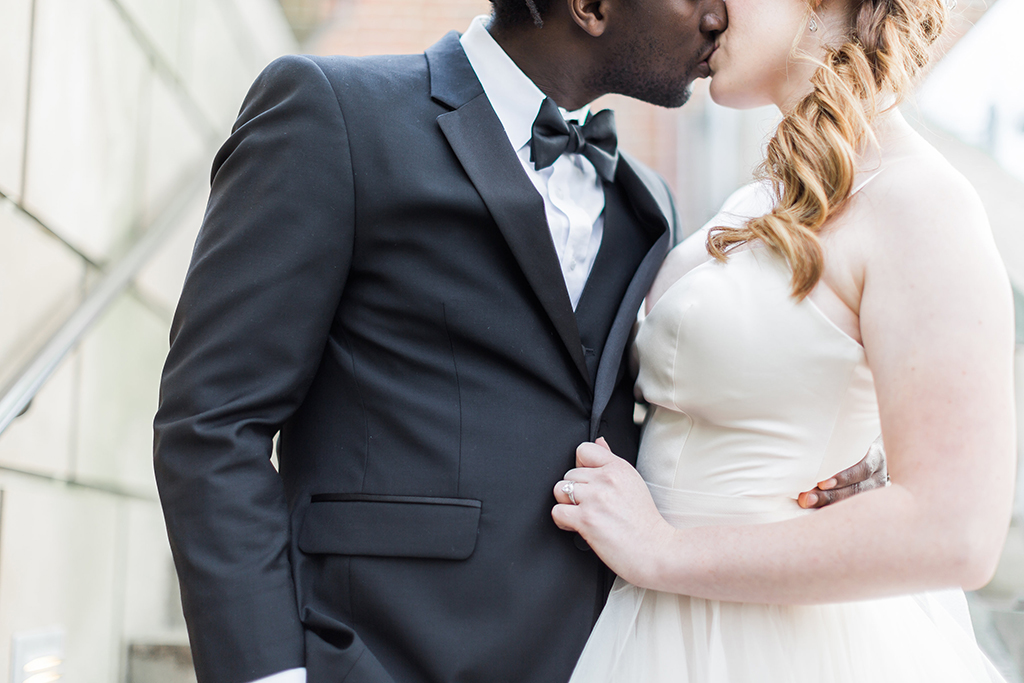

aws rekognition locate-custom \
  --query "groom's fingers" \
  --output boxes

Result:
[799,484,857,508]
[798,473,883,508]
[800,439,888,508]
[820,438,886,491]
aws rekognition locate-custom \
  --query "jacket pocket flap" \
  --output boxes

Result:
[299,494,481,560]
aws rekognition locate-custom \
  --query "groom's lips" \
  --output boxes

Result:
[696,45,717,79]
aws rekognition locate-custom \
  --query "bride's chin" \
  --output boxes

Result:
[708,80,772,111]
[708,80,722,104]
[707,78,732,107]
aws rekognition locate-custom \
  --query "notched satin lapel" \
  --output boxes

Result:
[426,32,590,387]
[437,97,590,386]
[425,32,482,109]
[589,157,674,439]
[615,154,673,241]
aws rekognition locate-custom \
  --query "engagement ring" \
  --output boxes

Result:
[561,481,578,505]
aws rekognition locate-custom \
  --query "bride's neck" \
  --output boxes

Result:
[858,106,919,168]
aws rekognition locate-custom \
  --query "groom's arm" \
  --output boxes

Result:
[154,55,355,683]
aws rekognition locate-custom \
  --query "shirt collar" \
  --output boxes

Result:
[460,15,590,153]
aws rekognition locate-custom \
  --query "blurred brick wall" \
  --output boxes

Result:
[309,0,491,56]
[305,0,680,198]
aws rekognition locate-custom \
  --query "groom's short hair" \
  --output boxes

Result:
[489,0,553,28]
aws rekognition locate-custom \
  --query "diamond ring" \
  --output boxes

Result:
[561,481,579,505]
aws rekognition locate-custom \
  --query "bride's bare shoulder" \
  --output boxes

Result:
[850,134,1010,321]
[855,141,991,259]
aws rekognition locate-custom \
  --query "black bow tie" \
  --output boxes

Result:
[529,97,619,182]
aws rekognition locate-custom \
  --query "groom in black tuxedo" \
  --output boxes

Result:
[154,1,881,682]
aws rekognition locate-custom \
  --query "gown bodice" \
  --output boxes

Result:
[635,247,879,506]
[633,182,880,526]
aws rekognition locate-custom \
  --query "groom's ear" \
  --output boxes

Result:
[568,0,613,37]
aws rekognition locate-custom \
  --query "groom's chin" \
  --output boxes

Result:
[660,82,694,109]
[601,76,694,109]
[629,81,694,110]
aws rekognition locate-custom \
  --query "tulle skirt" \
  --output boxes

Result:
[569,485,1006,683]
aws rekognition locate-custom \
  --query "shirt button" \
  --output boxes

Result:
[568,261,577,271]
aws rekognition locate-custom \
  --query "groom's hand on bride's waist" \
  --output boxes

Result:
[798,435,888,509]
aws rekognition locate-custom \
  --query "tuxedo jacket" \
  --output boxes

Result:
[154,32,677,683]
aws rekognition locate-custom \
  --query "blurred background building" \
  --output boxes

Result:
[0,0,1021,680]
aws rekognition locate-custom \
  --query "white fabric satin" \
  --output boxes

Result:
[569,184,1006,682]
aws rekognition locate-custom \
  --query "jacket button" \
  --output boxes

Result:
[574,534,591,552]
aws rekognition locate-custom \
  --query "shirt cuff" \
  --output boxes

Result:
[247,667,306,683]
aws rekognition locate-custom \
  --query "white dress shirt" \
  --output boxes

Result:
[461,15,606,310]
[249,667,305,683]
[247,18,610,683]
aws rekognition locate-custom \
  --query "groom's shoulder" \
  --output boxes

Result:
[242,52,430,120]
[231,51,434,141]
[256,51,429,96]
[308,52,428,82]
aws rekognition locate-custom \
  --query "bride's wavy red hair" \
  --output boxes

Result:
[706,0,948,298]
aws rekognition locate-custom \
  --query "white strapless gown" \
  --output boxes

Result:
[568,184,1006,683]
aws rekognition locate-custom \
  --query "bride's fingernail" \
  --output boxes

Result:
[804,492,818,506]
[819,478,837,490]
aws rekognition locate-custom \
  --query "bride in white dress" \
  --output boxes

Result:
[551,0,1016,680]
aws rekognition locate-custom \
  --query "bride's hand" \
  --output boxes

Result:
[552,438,677,588]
